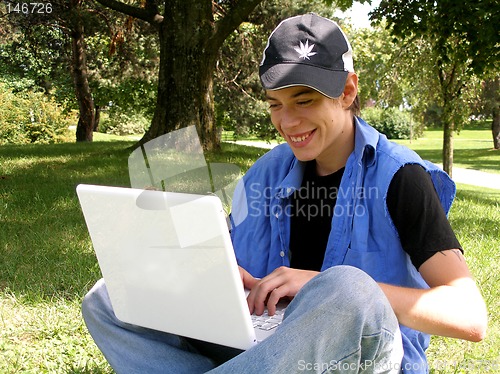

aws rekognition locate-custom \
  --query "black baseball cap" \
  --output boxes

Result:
[259,13,354,99]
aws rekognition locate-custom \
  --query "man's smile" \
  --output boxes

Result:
[289,129,316,144]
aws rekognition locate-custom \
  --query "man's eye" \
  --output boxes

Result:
[298,100,312,106]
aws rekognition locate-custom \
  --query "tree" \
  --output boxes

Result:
[92,0,360,150]
[371,0,500,176]
[485,79,500,150]
[68,0,97,141]
[472,78,500,149]
[3,0,101,141]
[2,0,155,142]
[347,21,404,109]
[85,20,159,134]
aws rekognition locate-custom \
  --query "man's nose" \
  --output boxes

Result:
[279,106,300,130]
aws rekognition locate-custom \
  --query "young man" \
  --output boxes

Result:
[82,13,487,373]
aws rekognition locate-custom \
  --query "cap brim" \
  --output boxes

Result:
[260,63,348,99]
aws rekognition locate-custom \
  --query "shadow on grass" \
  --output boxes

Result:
[0,141,134,185]
[409,148,499,174]
[0,140,264,302]
[453,148,499,173]
[0,141,135,301]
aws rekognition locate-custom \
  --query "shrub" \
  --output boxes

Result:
[215,99,278,142]
[362,107,421,140]
[98,109,149,136]
[0,84,72,144]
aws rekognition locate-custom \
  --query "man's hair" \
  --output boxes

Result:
[349,95,361,117]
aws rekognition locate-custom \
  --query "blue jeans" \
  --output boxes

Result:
[82,266,403,373]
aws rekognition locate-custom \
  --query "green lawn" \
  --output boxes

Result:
[0,131,498,373]
[426,183,500,373]
[394,128,499,174]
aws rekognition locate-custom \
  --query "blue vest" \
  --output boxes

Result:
[230,118,456,373]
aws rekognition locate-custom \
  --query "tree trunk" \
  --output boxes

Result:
[94,105,101,132]
[492,106,499,150]
[70,5,95,142]
[436,58,458,178]
[442,119,454,177]
[140,1,218,150]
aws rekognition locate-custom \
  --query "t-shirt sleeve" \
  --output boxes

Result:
[387,164,463,270]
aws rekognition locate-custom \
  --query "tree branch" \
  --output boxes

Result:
[94,0,163,24]
[210,0,262,50]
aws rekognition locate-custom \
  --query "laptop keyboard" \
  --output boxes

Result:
[251,309,285,331]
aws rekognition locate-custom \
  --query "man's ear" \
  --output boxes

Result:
[341,73,358,109]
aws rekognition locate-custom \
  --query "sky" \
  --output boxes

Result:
[334,0,381,28]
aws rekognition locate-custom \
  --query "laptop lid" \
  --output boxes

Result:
[76,184,258,350]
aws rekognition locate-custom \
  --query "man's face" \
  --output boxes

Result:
[265,86,353,171]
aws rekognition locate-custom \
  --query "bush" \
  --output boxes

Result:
[0,84,72,144]
[215,99,278,142]
[98,109,149,136]
[362,107,421,140]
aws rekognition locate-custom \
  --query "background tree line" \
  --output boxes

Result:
[1,0,498,175]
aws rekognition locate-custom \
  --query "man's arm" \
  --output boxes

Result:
[378,248,487,342]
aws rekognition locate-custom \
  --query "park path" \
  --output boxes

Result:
[445,166,499,190]
[228,140,499,190]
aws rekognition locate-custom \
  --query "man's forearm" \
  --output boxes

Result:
[378,279,487,342]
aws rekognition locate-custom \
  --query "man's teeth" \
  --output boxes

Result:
[290,133,311,142]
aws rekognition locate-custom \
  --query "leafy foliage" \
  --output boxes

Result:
[85,27,159,120]
[1,0,159,141]
[0,10,70,99]
[214,19,273,140]
[369,1,499,118]
[347,21,403,108]
[98,110,149,135]
[362,107,420,140]
[0,84,73,144]
[371,0,499,75]
[370,0,500,171]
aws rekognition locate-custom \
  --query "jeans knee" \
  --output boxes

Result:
[310,265,382,301]
[81,278,111,326]
[296,265,397,327]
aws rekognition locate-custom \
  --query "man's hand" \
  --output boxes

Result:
[240,266,319,316]
[239,266,259,290]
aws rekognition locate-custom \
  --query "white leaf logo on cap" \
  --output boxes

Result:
[294,40,317,60]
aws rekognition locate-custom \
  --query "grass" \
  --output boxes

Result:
[0,130,498,373]
[394,128,499,174]
[0,141,133,373]
[426,184,500,373]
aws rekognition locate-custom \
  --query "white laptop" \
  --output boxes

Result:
[76,184,286,350]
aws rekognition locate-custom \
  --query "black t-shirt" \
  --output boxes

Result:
[289,162,462,271]
[289,162,344,271]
